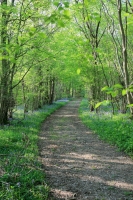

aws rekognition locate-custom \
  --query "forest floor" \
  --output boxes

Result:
[39,100,133,200]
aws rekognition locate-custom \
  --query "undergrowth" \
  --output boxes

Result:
[0,101,67,200]
[79,99,133,157]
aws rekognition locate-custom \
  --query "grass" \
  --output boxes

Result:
[79,99,133,157]
[0,101,67,200]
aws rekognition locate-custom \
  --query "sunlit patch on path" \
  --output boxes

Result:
[39,100,133,200]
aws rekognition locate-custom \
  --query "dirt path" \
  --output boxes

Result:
[39,100,133,200]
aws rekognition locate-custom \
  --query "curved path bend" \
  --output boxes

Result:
[39,100,133,200]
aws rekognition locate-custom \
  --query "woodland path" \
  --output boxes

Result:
[39,100,133,200]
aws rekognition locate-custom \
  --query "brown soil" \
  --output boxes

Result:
[39,100,133,200]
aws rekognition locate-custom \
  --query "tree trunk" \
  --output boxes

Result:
[49,77,55,105]
[117,0,133,115]
[0,0,10,125]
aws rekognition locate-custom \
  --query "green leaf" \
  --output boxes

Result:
[123,12,130,17]
[122,89,127,96]
[106,91,112,94]
[63,10,71,19]
[57,20,65,27]
[95,100,110,109]
[101,86,109,91]
[95,102,103,109]
[77,69,81,75]
[111,91,118,97]
[84,0,89,6]
[64,2,69,8]
[54,1,60,6]
[29,27,36,36]
[129,85,133,89]
[58,6,64,11]
[129,89,133,92]
[92,13,101,21]
[49,14,57,23]
[78,4,83,9]
[85,16,88,22]
[38,32,46,39]
[102,100,110,105]
[127,104,133,108]
[113,84,123,89]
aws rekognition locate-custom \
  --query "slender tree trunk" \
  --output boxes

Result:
[0,0,10,124]
[22,80,28,114]
[117,0,133,115]
[49,77,55,104]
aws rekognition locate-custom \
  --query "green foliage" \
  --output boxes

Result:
[0,101,67,200]
[122,89,127,96]
[127,104,133,108]
[101,84,123,97]
[95,100,110,109]
[79,99,133,157]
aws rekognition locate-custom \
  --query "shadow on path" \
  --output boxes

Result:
[39,100,133,200]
